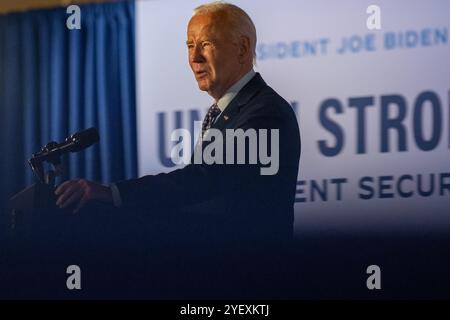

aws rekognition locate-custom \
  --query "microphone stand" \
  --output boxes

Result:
[29,141,64,187]
[7,128,98,238]
[7,144,64,239]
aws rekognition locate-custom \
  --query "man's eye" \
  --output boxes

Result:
[202,42,211,48]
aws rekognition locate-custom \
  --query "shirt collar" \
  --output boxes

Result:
[215,69,256,112]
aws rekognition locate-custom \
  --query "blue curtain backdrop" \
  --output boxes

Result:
[0,1,137,208]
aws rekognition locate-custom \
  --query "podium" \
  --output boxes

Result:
[4,128,101,239]
[6,183,57,238]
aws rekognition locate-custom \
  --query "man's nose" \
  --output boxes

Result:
[190,45,205,63]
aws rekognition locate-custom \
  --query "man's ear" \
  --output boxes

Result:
[238,35,251,64]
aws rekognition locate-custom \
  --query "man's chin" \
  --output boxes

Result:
[196,81,210,92]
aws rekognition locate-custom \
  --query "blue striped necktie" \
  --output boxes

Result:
[201,103,221,137]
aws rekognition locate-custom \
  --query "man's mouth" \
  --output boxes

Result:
[196,70,208,78]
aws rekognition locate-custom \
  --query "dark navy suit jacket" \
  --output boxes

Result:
[115,73,301,251]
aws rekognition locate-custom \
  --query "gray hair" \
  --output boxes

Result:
[193,1,257,64]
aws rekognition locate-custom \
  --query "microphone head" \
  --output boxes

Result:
[41,141,59,153]
[67,127,100,152]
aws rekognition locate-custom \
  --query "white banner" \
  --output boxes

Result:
[136,0,450,235]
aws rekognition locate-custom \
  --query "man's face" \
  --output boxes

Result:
[187,13,243,100]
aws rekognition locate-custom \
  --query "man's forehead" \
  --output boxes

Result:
[187,13,227,38]
[188,21,214,36]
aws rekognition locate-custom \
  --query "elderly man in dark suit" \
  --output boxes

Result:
[55,2,300,256]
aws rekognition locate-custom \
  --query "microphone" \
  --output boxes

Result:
[28,127,99,185]
[32,127,100,163]
[61,127,100,153]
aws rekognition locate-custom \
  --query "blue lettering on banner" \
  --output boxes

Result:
[318,98,344,157]
[257,28,447,61]
[381,94,408,153]
[318,90,449,157]
[157,109,202,167]
[337,34,376,54]
[414,91,442,151]
[349,97,374,154]
[257,38,330,60]
[295,173,450,203]
[357,173,450,200]
[296,178,348,202]
[384,28,448,50]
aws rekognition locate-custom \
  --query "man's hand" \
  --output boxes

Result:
[55,179,113,213]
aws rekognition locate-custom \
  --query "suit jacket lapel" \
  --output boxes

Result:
[190,73,267,164]
[211,73,267,132]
